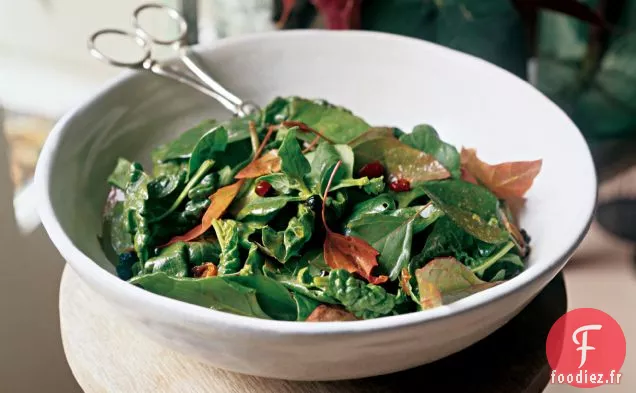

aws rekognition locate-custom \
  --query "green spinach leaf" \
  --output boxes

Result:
[346,205,443,280]
[212,219,242,275]
[188,126,228,176]
[400,124,461,178]
[130,272,296,320]
[421,180,508,243]
[278,128,311,193]
[267,96,371,144]
[143,242,189,277]
[152,120,218,162]
[325,269,397,319]
[262,204,314,263]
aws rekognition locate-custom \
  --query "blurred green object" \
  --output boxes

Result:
[274,0,636,141]
[537,1,636,139]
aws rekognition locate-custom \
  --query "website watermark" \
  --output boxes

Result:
[550,369,622,386]
[546,308,626,388]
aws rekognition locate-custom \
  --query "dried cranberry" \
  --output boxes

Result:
[389,177,411,192]
[255,181,273,197]
[358,161,384,178]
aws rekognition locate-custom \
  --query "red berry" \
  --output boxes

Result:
[255,181,273,197]
[358,161,385,178]
[389,177,411,192]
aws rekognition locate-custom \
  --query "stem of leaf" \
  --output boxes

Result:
[248,121,260,154]
[149,159,214,223]
[470,241,515,276]
[321,160,343,233]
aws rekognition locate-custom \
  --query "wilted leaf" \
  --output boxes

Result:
[461,148,542,199]
[353,136,450,185]
[235,150,282,179]
[415,257,501,309]
[306,304,358,321]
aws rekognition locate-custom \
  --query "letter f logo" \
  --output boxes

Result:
[572,324,603,368]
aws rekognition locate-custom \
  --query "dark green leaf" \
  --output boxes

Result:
[421,180,508,243]
[310,142,354,193]
[148,162,187,199]
[235,195,305,221]
[188,126,228,176]
[278,128,311,192]
[256,173,305,195]
[187,241,221,266]
[149,160,215,223]
[239,244,264,276]
[102,199,133,256]
[392,186,429,208]
[222,275,297,321]
[262,204,314,263]
[270,96,371,144]
[325,269,397,319]
[293,292,322,321]
[152,120,218,162]
[345,194,397,227]
[120,162,152,262]
[400,124,460,178]
[347,205,443,280]
[212,219,242,275]
[130,272,296,320]
[143,242,189,277]
[107,158,136,190]
[465,242,518,280]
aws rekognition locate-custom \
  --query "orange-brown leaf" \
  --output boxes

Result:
[192,262,218,278]
[460,148,542,199]
[400,268,412,297]
[324,231,388,285]
[321,160,388,285]
[234,150,281,179]
[305,305,358,322]
[162,180,244,246]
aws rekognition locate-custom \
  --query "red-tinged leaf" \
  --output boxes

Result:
[460,167,479,185]
[322,161,388,285]
[415,257,501,310]
[162,180,245,246]
[460,148,542,199]
[306,305,358,322]
[311,0,362,30]
[234,150,281,179]
[323,231,388,285]
[354,136,450,185]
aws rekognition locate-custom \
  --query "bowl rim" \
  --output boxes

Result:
[35,29,597,335]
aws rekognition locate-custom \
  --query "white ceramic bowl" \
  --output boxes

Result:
[36,30,597,381]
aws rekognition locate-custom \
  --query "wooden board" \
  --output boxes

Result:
[60,266,566,393]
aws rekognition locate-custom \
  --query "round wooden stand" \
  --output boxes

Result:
[60,266,566,392]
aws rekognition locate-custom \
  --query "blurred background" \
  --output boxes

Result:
[0,1,634,392]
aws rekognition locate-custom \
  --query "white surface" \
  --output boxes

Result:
[34,30,597,381]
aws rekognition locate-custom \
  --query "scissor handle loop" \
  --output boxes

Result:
[132,3,188,46]
[87,29,151,68]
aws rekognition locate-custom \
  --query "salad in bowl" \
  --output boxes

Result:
[102,96,541,322]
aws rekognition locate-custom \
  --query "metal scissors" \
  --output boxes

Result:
[87,3,259,117]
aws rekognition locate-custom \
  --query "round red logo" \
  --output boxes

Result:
[546,308,626,388]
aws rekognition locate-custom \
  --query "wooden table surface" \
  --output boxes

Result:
[59,266,566,393]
